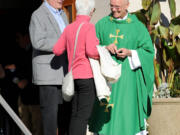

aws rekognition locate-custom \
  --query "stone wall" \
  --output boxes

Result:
[148,98,180,135]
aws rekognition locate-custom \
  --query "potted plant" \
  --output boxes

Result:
[132,0,180,134]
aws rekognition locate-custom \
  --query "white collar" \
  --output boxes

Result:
[116,13,128,21]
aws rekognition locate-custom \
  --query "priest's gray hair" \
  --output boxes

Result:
[75,0,95,15]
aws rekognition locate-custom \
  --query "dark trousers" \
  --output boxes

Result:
[39,85,70,135]
[69,78,96,135]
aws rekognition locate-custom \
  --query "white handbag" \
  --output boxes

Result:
[97,46,122,83]
[62,69,74,101]
[62,23,84,102]
[89,58,111,100]
[88,46,122,101]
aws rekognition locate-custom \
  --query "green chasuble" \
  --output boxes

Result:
[89,13,154,135]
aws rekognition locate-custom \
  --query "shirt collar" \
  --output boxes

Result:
[44,0,62,15]
[116,13,128,21]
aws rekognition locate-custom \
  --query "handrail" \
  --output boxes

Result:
[0,94,32,135]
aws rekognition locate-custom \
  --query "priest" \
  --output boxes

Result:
[89,0,154,135]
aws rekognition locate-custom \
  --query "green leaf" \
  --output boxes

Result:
[162,48,174,69]
[145,2,153,21]
[150,1,161,25]
[158,26,169,40]
[176,40,180,55]
[142,0,152,10]
[162,38,179,68]
[169,24,180,37]
[166,45,177,60]
[168,0,176,19]
[171,15,180,25]
[168,71,175,89]
[154,59,162,87]
[151,28,159,43]
[131,9,147,25]
[162,48,167,62]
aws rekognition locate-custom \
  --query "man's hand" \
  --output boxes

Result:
[105,44,117,54]
[116,48,131,58]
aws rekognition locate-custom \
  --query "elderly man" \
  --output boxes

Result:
[89,0,154,135]
[29,0,70,135]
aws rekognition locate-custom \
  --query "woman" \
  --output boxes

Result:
[53,0,99,135]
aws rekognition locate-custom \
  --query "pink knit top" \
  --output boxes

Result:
[53,15,99,79]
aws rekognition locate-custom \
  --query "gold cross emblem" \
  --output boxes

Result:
[126,18,131,23]
[109,29,124,44]
[100,97,114,112]
[110,16,113,21]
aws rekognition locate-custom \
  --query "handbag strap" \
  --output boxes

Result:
[70,22,84,69]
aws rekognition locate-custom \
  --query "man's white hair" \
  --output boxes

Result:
[75,0,95,15]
